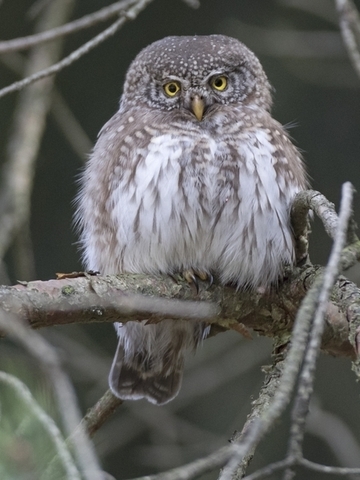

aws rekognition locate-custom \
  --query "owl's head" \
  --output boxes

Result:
[120,35,273,121]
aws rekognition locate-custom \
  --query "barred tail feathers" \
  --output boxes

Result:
[109,319,207,405]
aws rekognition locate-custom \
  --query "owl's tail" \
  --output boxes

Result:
[109,320,206,405]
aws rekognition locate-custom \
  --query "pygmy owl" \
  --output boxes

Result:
[76,35,307,405]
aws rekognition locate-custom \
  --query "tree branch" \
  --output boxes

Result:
[0,260,356,359]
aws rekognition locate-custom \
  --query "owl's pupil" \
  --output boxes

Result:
[169,84,177,93]
[215,79,223,87]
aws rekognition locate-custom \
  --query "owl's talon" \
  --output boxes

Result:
[183,269,195,284]
[192,277,200,294]
[182,269,213,293]
[194,270,207,281]
[183,269,200,293]
[193,269,213,287]
[207,273,214,288]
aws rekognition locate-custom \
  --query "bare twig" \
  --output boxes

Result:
[291,189,359,269]
[0,310,103,480]
[0,370,81,480]
[0,0,138,53]
[243,457,360,479]
[0,0,199,54]
[290,191,312,265]
[131,445,236,480]
[283,182,355,478]
[0,0,156,100]
[81,389,123,438]
[299,458,360,476]
[243,459,292,480]
[292,190,339,241]
[335,0,360,80]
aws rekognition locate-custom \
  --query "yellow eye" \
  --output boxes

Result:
[163,81,181,97]
[211,76,227,91]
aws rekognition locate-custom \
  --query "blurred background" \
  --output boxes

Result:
[1,0,360,479]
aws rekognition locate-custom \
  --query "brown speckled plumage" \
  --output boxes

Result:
[76,35,307,405]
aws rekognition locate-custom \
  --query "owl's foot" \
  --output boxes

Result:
[182,269,213,293]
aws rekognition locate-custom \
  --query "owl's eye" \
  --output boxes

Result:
[163,81,181,97]
[211,76,228,91]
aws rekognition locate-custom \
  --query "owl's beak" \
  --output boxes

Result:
[191,95,205,121]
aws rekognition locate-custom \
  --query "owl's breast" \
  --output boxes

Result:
[141,129,239,220]
[84,121,303,288]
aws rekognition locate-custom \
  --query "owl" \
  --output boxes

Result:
[76,35,307,405]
